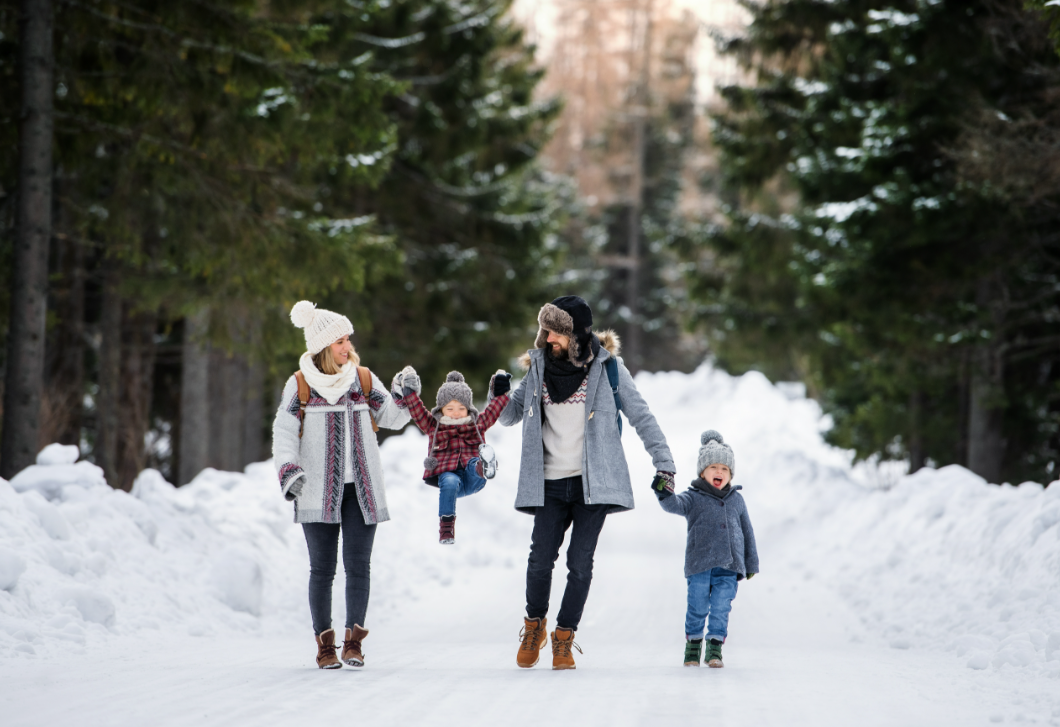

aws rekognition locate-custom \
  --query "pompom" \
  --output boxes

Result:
[290,300,317,329]
[701,429,724,445]
[445,371,465,383]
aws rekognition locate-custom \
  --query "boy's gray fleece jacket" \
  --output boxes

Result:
[658,482,760,579]
[498,330,675,514]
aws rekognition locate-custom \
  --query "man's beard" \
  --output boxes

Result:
[546,342,569,360]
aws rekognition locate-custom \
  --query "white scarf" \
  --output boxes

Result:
[439,415,473,426]
[299,351,362,405]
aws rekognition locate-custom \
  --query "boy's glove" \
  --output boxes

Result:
[746,573,756,580]
[284,480,304,502]
[651,471,675,500]
[491,370,512,398]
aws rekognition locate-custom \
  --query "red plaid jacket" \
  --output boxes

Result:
[404,392,510,484]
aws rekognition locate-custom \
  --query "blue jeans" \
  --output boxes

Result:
[685,567,739,641]
[437,460,486,517]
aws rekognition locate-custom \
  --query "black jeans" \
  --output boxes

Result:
[302,485,377,635]
[525,476,609,631]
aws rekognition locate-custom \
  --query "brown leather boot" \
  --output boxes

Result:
[551,627,582,670]
[517,616,548,668]
[315,629,342,669]
[342,625,368,667]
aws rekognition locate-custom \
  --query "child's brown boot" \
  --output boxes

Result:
[439,515,455,544]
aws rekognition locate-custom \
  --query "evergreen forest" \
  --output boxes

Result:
[1,0,1058,488]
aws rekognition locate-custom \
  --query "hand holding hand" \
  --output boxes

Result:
[491,370,512,398]
[399,365,421,397]
[651,471,675,500]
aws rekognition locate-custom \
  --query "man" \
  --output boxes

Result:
[498,295,676,669]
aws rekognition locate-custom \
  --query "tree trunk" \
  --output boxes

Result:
[115,309,157,491]
[907,388,925,474]
[208,350,245,472]
[242,359,265,467]
[968,343,1005,483]
[178,310,210,485]
[1,0,54,479]
[42,222,86,449]
[95,269,122,486]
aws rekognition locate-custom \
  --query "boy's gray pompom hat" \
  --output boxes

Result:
[697,429,735,478]
[433,371,478,417]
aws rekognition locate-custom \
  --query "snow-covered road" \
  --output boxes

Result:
[0,536,1022,727]
[2,364,1058,725]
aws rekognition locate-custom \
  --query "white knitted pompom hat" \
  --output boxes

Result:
[697,429,735,478]
[290,300,354,355]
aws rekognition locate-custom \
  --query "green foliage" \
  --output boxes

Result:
[700,0,1060,482]
[318,0,567,395]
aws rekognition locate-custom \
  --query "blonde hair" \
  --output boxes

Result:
[312,342,360,375]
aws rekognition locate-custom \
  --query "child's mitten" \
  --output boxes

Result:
[400,365,422,397]
[491,370,512,398]
[390,369,405,397]
[651,471,675,500]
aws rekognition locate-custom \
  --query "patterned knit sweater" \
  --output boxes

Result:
[542,377,588,479]
[272,369,410,525]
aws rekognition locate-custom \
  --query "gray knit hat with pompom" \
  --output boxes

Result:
[433,371,478,417]
[697,429,735,478]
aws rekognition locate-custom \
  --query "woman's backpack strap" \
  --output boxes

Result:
[358,366,380,433]
[294,371,310,438]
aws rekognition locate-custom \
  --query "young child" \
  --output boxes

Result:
[652,429,759,668]
[396,367,512,544]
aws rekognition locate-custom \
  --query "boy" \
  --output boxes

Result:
[652,429,759,667]
[397,368,511,544]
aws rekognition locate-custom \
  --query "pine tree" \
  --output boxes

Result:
[700,0,1060,482]
[317,0,567,395]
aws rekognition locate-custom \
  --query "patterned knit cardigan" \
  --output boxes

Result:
[272,369,410,525]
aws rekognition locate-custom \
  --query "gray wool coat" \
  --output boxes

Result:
[498,340,675,514]
[658,482,760,579]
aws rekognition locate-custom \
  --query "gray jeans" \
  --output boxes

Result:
[302,485,377,635]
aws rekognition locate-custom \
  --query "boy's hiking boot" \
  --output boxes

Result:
[551,627,582,670]
[684,638,703,667]
[315,629,342,669]
[706,638,724,668]
[476,445,497,479]
[342,625,368,667]
[439,516,456,544]
[517,617,548,668]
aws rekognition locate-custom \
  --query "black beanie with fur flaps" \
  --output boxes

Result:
[535,295,598,365]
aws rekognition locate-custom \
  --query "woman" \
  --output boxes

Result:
[272,300,411,669]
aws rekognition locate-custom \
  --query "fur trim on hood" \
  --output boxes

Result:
[519,329,621,370]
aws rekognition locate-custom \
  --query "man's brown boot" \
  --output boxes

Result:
[517,617,548,668]
[551,627,582,670]
[342,625,368,667]
[315,629,342,669]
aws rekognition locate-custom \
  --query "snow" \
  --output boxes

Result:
[1,362,1058,725]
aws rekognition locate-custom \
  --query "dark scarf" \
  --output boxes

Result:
[542,336,600,403]
[691,478,732,499]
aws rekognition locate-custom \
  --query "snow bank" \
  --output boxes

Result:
[0,363,1057,685]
